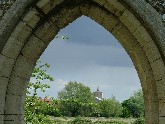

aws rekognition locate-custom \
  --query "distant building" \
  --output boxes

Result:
[38,97,52,104]
[93,86,103,102]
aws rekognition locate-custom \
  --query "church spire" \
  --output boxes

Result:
[97,86,99,91]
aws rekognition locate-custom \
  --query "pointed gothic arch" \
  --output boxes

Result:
[0,0,165,123]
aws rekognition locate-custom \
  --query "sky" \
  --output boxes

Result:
[33,16,141,102]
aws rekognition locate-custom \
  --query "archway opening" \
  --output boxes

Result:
[37,15,141,102]
[26,15,142,123]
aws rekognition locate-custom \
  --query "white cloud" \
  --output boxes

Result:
[52,79,68,88]
[37,79,68,98]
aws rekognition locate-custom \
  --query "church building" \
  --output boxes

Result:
[93,86,103,102]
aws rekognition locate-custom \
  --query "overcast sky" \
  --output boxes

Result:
[35,16,141,102]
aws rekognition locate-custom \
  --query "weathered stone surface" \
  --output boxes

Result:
[80,2,91,16]
[120,9,141,33]
[151,59,165,81]
[0,116,4,123]
[144,3,163,34]
[5,94,24,114]
[2,0,164,16]
[0,77,9,114]
[0,0,165,123]
[21,35,46,60]
[163,14,165,21]
[50,6,81,29]
[101,13,119,32]
[37,0,64,14]
[159,117,165,124]
[11,21,32,42]
[104,0,126,17]
[12,55,35,79]
[7,75,28,96]
[157,79,165,99]
[4,114,24,124]
[112,24,138,49]
[0,54,15,77]
[133,45,151,72]
[0,10,3,18]
[21,8,41,29]
[143,41,161,62]
[145,0,165,14]
[1,36,24,59]
[34,21,59,44]
[0,0,34,53]
[0,0,16,15]
[126,0,165,60]
[87,5,105,25]
[92,0,106,6]
[133,25,153,47]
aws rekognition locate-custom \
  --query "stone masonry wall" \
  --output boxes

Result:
[0,0,15,19]
[145,0,165,24]
[0,0,165,14]
[0,0,165,123]
[146,0,165,14]
[1,0,165,25]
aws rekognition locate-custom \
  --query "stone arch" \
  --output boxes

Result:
[0,0,165,123]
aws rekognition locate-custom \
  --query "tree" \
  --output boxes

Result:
[122,89,144,118]
[59,99,81,117]
[58,81,94,103]
[59,99,99,117]
[27,61,54,97]
[25,61,55,123]
[99,96,123,117]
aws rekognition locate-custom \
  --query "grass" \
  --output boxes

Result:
[49,117,136,124]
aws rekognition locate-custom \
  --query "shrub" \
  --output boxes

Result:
[122,90,144,118]
[99,97,123,117]
[134,117,144,124]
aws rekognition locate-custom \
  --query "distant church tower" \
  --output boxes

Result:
[93,86,103,102]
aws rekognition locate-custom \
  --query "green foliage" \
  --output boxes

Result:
[58,81,94,103]
[59,99,99,117]
[72,117,92,124]
[99,97,123,117]
[47,81,124,118]
[35,99,61,117]
[25,96,55,123]
[27,61,54,97]
[59,99,82,117]
[80,102,100,117]
[134,117,144,124]
[57,81,103,117]
[122,90,144,118]
[94,121,128,124]
[71,118,128,124]
[25,61,54,123]
[40,116,135,124]
[25,61,144,123]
